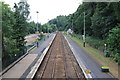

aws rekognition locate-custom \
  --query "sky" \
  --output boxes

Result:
[3,0,83,24]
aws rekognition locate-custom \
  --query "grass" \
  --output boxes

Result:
[73,37,109,64]
[65,33,118,78]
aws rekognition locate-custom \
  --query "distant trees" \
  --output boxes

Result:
[48,15,68,31]
[41,24,48,33]
[2,1,120,67]
[27,21,36,34]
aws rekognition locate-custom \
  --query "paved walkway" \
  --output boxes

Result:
[65,36,113,78]
[2,33,55,78]
[30,34,55,55]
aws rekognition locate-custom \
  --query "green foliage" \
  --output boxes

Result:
[27,21,42,34]
[2,2,15,38]
[27,21,36,34]
[48,15,68,31]
[38,23,42,33]
[72,33,105,52]
[86,37,105,51]
[2,1,31,69]
[13,2,30,50]
[2,2,17,58]
[107,24,120,64]
[41,24,48,33]
[3,37,19,58]
[91,3,118,39]
[49,24,57,32]
[64,2,120,64]
[2,1,120,68]
[38,34,45,40]
[66,2,119,39]
[41,23,55,33]
[67,2,97,35]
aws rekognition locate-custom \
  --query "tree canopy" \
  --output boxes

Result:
[2,1,120,68]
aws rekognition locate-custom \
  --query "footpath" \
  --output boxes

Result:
[2,33,55,78]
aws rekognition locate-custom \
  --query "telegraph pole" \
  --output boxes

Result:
[83,12,86,47]
[36,11,39,32]
[72,14,73,31]
[48,19,49,33]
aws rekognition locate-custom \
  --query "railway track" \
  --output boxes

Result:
[33,32,86,79]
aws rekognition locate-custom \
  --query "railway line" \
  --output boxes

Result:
[2,32,114,79]
[33,32,86,79]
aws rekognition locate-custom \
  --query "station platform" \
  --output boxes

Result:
[2,33,56,78]
[65,36,113,78]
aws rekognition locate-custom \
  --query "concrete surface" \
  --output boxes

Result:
[30,33,55,55]
[2,54,38,78]
[65,36,114,79]
[2,33,55,78]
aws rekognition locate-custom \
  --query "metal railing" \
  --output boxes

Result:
[1,34,52,76]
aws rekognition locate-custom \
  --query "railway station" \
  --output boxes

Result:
[1,0,119,80]
[2,32,116,80]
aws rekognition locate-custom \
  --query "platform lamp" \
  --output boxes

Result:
[101,44,109,72]
[83,12,85,47]
[36,11,39,33]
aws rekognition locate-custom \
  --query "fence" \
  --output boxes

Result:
[2,34,51,70]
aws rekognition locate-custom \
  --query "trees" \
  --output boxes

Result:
[67,2,97,35]
[27,21,36,34]
[48,15,68,31]
[107,24,120,64]
[65,2,119,39]
[91,3,118,39]
[63,2,120,64]
[2,1,31,68]
[41,24,48,33]
[2,2,20,68]
[2,1,120,67]
[13,1,30,50]
[2,2,17,60]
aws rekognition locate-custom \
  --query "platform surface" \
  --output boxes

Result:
[2,33,55,78]
[65,36,113,78]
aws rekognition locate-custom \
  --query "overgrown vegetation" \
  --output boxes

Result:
[2,1,57,69]
[48,15,68,31]
[66,2,120,64]
[107,24,120,64]
[50,2,120,64]
[2,1,31,68]
[2,1,120,69]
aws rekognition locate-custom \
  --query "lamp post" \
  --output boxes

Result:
[72,14,74,32]
[101,43,109,72]
[83,12,86,47]
[48,19,49,33]
[36,11,39,32]
[104,44,107,57]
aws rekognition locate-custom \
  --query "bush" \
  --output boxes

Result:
[86,36,105,51]
[107,24,120,64]
[38,34,45,40]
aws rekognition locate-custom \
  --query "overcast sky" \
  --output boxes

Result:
[3,0,83,24]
